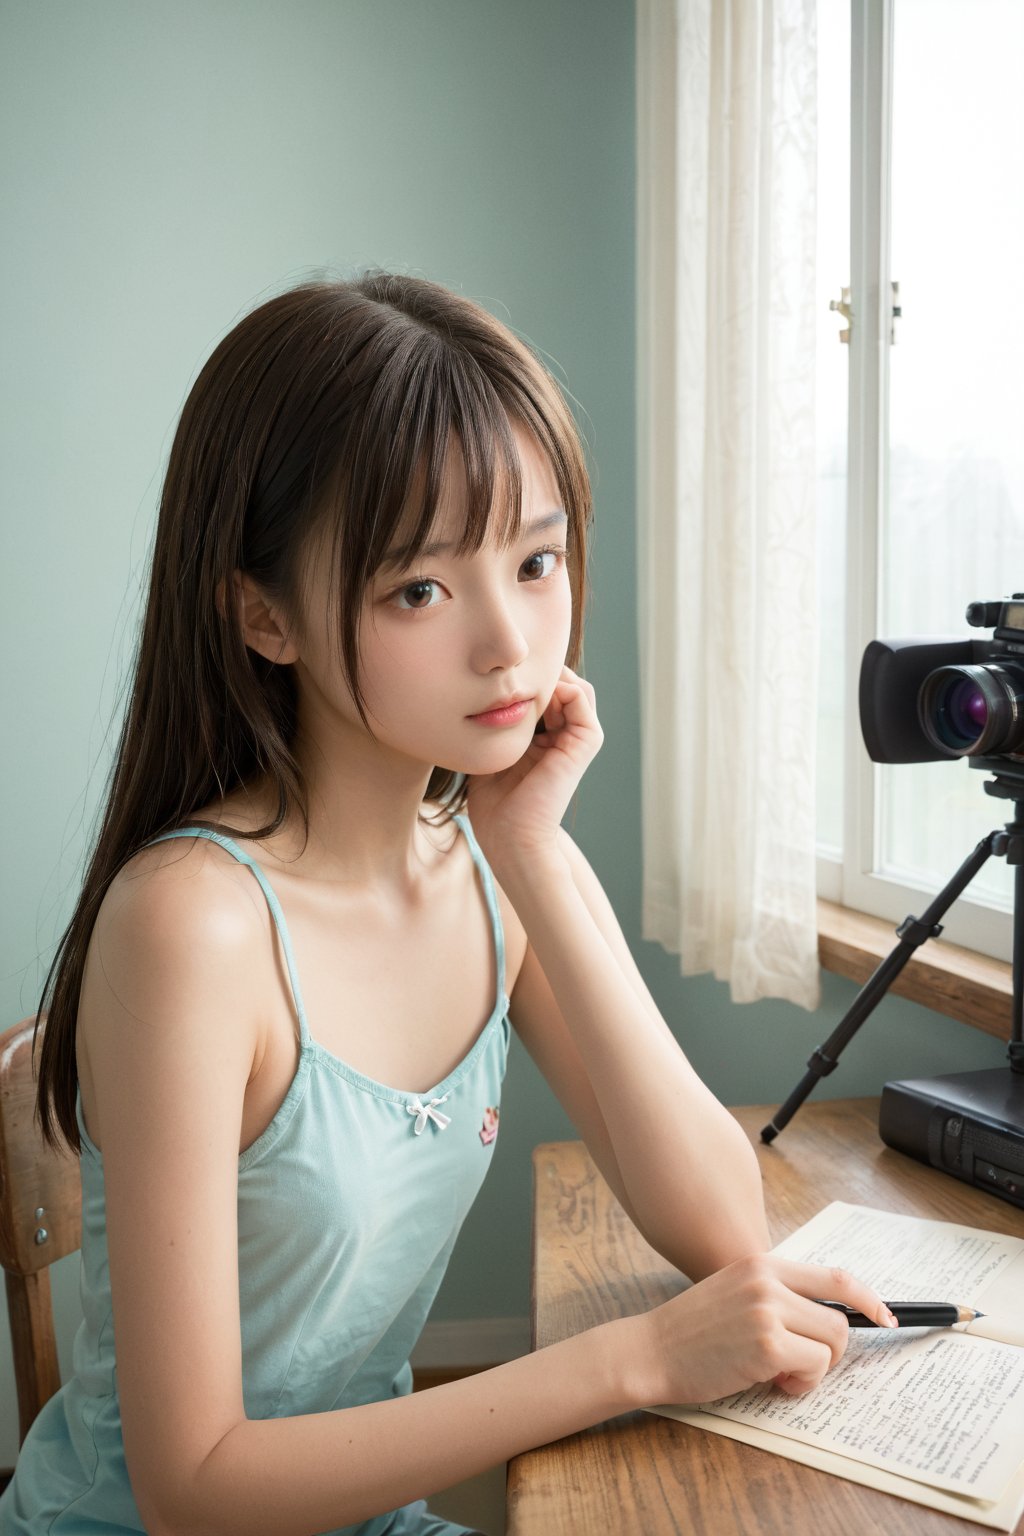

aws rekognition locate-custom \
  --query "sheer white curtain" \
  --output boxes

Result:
[636,0,821,1009]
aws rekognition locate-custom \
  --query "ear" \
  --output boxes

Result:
[217,571,301,665]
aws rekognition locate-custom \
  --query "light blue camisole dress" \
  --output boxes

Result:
[0,815,509,1535]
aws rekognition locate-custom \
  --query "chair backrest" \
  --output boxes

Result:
[0,1018,81,1444]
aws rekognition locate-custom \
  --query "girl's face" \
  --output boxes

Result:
[293,426,574,779]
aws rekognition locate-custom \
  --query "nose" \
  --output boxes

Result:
[469,590,530,674]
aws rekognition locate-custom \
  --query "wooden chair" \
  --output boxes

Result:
[0,1017,81,1444]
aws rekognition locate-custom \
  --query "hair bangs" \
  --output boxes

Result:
[371,343,527,579]
[443,352,523,557]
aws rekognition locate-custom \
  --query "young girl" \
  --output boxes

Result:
[3,274,893,1536]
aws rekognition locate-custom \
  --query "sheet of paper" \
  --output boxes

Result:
[706,1327,1024,1501]
[772,1200,1024,1306]
[695,1204,1024,1501]
[965,1312,1024,1349]
[649,1202,1024,1526]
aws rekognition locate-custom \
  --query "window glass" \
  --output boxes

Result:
[878,0,1024,908]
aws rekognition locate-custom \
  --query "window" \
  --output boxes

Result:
[816,0,1024,963]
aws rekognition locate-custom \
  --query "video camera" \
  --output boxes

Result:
[859,594,1024,787]
[763,592,1024,1173]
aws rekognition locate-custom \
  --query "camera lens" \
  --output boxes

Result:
[945,678,988,741]
[919,663,1024,756]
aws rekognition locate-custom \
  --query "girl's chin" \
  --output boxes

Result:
[439,738,536,778]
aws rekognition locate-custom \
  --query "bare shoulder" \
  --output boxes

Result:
[97,834,269,965]
[80,835,272,1078]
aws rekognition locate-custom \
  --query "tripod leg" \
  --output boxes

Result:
[761,831,1000,1143]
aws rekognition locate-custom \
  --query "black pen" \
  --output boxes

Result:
[817,1301,985,1328]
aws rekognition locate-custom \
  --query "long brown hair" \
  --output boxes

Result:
[35,273,592,1151]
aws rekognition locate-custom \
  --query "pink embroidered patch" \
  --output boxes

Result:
[479,1107,499,1145]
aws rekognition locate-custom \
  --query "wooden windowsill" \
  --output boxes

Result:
[817,898,1013,1041]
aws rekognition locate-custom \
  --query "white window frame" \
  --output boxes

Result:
[817,0,1014,965]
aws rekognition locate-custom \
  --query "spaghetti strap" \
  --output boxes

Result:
[147,827,311,1045]
[453,814,507,1006]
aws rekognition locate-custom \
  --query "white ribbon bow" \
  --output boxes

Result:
[407,1095,451,1136]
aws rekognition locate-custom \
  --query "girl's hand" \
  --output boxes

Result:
[638,1255,897,1406]
[466,665,603,875]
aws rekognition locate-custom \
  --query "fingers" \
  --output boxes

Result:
[763,1259,897,1387]
[778,1260,898,1331]
[540,666,598,734]
[766,1335,834,1395]
[555,665,597,712]
[723,1256,893,1397]
[653,1253,894,1406]
[773,1364,831,1396]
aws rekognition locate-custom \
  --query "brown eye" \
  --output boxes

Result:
[519,549,562,582]
[394,580,441,610]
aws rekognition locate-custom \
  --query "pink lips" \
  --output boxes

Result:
[468,697,533,727]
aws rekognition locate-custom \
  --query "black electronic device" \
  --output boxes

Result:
[879,1067,1024,1209]
[762,594,1024,1154]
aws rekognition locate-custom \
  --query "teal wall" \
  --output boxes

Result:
[0,0,1007,1469]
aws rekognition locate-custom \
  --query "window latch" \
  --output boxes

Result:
[829,284,852,343]
[828,282,900,345]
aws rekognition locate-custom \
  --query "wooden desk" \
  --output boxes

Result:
[506,1098,1024,1535]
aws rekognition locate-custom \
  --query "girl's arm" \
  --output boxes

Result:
[470,664,769,1281]
[85,824,891,1536]
[506,828,769,1281]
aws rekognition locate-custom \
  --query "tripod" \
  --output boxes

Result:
[762,768,1024,1145]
